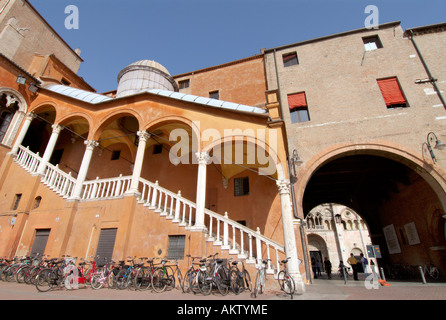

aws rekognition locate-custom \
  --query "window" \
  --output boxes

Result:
[377,77,407,108]
[167,235,186,260]
[153,144,163,154]
[111,150,121,160]
[283,52,298,67]
[209,90,219,100]
[12,194,22,210]
[234,177,249,196]
[0,93,19,142]
[363,35,383,51]
[288,92,310,123]
[33,196,42,210]
[178,79,190,89]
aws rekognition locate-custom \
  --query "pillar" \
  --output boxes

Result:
[8,112,35,156]
[126,131,150,196]
[277,179,306,294]
[193,151,210,231]
[69,140,98,200]
[37,124,63,176]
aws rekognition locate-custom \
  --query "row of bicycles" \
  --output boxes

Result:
[0,253,296,298]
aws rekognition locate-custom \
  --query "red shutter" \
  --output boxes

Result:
[377,78,406,106]
[288,92,307,110]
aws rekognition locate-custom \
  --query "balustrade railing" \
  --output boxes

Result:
[16,146,40,174]
[138,177,285,272]
[42,163,76,198]
[81,174,132,200]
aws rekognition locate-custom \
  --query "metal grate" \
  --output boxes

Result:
[167,235,186,260]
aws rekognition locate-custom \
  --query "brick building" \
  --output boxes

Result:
[0,0,445,293]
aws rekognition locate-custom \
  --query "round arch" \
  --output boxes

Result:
[296,142,446,216]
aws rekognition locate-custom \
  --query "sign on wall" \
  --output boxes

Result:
[383,224,401,254]
[404,222,420,245]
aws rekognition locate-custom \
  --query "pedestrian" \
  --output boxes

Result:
[324,257,332,279]
[347,253,359,280]
[311,257,318,279]
[360,253,369,276]
[316,259,322,277]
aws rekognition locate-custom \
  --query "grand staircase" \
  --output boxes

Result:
[14,145,286,275]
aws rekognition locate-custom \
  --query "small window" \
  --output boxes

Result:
[209,90,219,100]
[167,235,186,260]
[377,77,407,109]
[363,35,383,51]
[33,196,42,210]
[283,52,298,67]
[288,92,310,123]
[12,194,22,210]
[234,177,249,196]
[178,79,190,89]
[111,150,121,160]
[153,144,163,154]
[61,78,71,86]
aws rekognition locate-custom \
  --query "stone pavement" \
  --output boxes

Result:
[1,276,445,300]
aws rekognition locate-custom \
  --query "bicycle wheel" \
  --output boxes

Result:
[134,268,151,291]
[151,268,167,293]
[91,273,105,290]
[216,268,229,296]
[229,269,242,295]
[278,270,295,295]
[16,266,29,283]
[175,268,184,291]
[431,267,440,280]
[182,268,193,293]
[251,270,264,298]
[243,269,252,292]
[35,268,55,292]
[197,270,212,296]
[115,269,130,290]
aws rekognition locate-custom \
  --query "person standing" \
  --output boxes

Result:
[347,253,359,280]
[324,257,332,279]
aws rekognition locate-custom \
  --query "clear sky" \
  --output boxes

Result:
[29,0,446,93]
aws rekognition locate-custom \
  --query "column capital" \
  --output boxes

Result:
[276,179,291,195]
[84,140,99,150]
[137,131,151,142]
[51,124,64,134]
[25,112,37,120]
[195,151,211,165]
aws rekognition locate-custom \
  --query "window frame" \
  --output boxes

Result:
[234,177,249,197]
[362,35,383,51]
[282,52,299,67]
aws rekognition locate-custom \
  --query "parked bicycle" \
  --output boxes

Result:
[182,255,202,293]
[229,259,252,294]
[277,258,295,298]
[251,258,270,298]
[423,262,440,280]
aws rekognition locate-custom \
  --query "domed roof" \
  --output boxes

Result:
[128,60,170,76]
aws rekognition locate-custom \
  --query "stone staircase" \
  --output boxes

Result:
[14,145,286,275]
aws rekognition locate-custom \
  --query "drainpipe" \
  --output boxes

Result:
[408,30,446,110]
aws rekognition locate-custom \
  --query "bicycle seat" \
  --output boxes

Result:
[231,261,238,265]
[217,259,225,264]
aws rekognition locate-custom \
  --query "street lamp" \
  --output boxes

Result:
[423,132,445,163]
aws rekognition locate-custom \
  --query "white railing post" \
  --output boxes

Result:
[173,191,181,222]
[222,212,230,249]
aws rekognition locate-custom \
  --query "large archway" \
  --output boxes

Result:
[300,146,446,279]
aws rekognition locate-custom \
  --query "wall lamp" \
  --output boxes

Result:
[28,83,39,93]
[16,75,26,85]
[423,132,445,163]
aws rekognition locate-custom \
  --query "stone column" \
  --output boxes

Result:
[126,131,150,196]
[37,124,63,176]
[277,179,306,294]
[8,112,35,156]
[69,140,99,200]
[193,151,210,231]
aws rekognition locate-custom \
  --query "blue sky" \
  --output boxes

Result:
[29,0,446,93]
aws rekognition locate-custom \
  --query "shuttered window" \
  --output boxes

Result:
[30,229,51,257]
[95,228,117,265]
[377,77,407,108]
[288,92,310,123]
